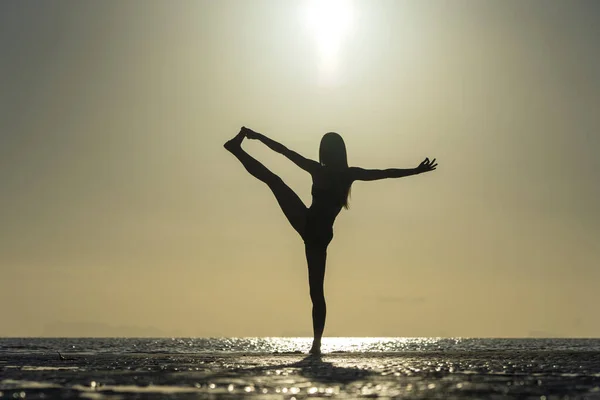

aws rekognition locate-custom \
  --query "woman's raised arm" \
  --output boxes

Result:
[350,158,437,181]
[242,127,320,174]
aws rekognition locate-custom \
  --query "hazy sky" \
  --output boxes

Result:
[1,1,599,338]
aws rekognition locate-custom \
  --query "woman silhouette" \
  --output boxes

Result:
[224,127,437,354]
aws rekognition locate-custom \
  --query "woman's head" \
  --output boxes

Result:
[319,132,348,169]
[319,132,352,208]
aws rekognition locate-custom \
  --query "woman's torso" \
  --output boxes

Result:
[304,167,350,246]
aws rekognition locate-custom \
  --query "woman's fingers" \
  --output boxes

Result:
[419,157,439,171]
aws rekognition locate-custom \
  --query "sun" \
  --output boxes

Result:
[303,0,354,83]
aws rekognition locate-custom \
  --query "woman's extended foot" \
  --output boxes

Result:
[224,127,247,152]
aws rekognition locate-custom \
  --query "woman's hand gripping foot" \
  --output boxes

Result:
[224,126,249,152]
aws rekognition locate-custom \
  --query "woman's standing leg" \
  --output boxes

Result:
[305,244,327,354]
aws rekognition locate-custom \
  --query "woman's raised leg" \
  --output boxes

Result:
[305,244,327,354]
[224,130,307,237]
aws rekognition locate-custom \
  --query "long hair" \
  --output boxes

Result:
[319,132,352,209]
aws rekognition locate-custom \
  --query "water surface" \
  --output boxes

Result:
[1,338,599,399]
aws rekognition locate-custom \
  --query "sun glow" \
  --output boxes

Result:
[304,0,354,84]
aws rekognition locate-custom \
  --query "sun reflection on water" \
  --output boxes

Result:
[260,337,456,353]
[322,337,448,353]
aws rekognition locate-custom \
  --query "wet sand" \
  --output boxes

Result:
[2,351,600,399]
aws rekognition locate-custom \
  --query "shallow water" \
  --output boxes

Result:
[1,338,600,399]
[3,337,600,355]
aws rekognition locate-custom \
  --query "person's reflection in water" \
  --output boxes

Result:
[225,127,437,353]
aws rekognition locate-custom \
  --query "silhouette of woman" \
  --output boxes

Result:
[224,127,437,354]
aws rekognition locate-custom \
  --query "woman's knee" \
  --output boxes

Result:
[310,289,325,305]
[265,172,285,188]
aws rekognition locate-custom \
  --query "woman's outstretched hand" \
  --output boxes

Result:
[416,157,437,173]
[241,126,259,139]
